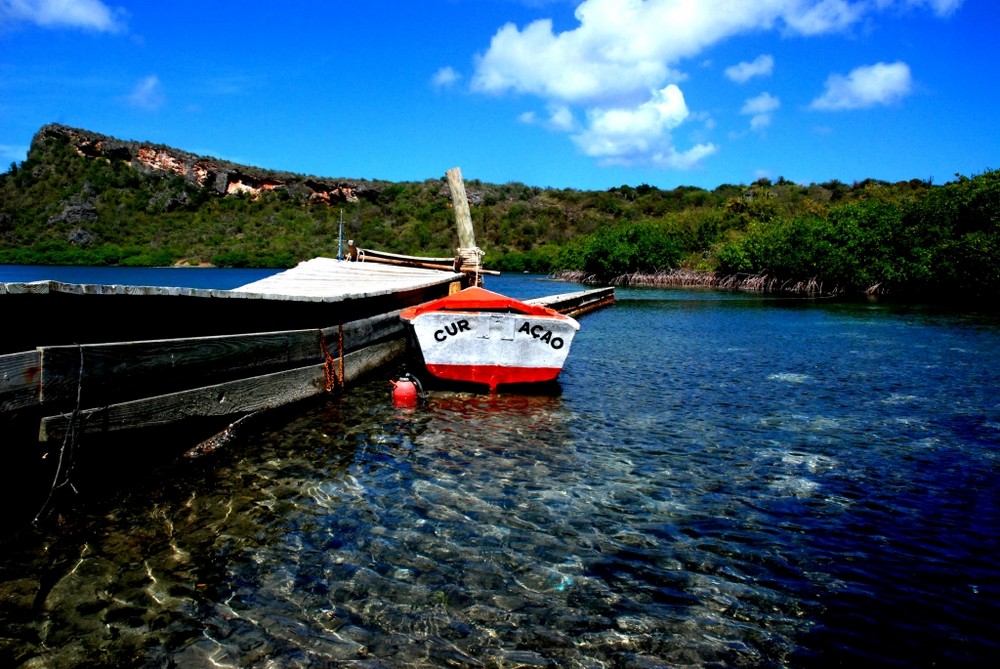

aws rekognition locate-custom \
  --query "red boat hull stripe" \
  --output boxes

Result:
[424,363,563,388]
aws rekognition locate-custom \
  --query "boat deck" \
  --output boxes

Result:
[0,257,464,303]
[231,257,463,300]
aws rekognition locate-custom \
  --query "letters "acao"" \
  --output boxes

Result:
[518,321,565,349]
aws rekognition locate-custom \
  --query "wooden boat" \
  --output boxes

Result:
[399,285,581,391]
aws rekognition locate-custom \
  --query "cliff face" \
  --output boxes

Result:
[34,123,372,204]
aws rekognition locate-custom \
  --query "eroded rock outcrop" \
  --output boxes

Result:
[32,124,369,205]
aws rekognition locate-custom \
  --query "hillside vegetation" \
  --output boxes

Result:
[0,124,997,300]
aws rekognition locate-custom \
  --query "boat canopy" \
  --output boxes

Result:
[399,286,570,321]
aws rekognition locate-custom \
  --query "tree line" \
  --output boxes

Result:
[0,127,996,300]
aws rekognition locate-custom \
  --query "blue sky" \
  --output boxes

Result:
[1,0,996,191]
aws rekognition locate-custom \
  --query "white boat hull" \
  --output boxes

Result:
[407,310,579,389]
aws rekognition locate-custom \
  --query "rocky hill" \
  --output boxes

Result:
[0,123,487,268]
[35,123,378,205]
[5,123,994,301]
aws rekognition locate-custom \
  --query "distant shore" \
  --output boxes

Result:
[555,269,869,297]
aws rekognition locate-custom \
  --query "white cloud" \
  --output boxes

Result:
[127,75,165,111]
[519,104,578,132]
[741,92,780,129]
[725,54,774,83]
[782,0,864,35]
[470,1,957,171]
[880,0,964,17]
[431,66,461,89]
[546,104,577,132]
[571,84,717,168]
[472,1,882,105]
[924,0,964,16]
[810,61,913,110]
[0,0,124,32]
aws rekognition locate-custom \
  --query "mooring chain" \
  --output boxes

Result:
[320,325,346,393]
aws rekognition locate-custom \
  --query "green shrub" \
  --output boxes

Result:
[581,222,682,279]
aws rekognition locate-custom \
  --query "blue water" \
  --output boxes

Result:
[1,269,998,668]
[0,263,279,289]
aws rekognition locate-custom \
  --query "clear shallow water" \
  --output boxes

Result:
[1,272,999,667]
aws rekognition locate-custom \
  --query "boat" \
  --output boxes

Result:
[399,285,581,391]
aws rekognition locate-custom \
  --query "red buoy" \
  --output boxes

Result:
[391,377,419,407]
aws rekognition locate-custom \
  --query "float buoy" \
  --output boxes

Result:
[391,376,419,407]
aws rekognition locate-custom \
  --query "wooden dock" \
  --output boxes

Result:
[0,257,475,526]
[1,258,463,435]
[1,257,613,445]
[528,286,616,318]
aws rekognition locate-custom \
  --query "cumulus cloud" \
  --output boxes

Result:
[472,1,881,105]
[725,55,774,83]
[571,84,717,167]
[810,61,913,110]
[127,75,165,111]
[470,0,958,171]
[431,66,461,89]
[0,0,125,32]
[741,92,780,129]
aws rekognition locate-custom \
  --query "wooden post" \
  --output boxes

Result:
[446,167,476,250]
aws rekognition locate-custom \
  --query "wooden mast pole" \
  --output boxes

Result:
[446,167,483,286]
[446,167,475,249]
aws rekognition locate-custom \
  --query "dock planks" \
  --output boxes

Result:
[232,257,463,300]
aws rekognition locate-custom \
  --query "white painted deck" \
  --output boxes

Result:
[231,257,463,301]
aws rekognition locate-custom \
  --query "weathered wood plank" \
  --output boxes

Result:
[527,287,616,317]
[356,248,457,264]
[0,350,41,412]
[36,311,408,411]
[232,257,463,299]
[39,329,324,410]
[324,310,405,350]
[39,339,405,442]
[0,280,55,295]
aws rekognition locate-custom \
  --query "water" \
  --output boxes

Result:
[0,263,279,289]
[1,269,999,667]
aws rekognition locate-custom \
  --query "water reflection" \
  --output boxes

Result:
[2,288,999,668]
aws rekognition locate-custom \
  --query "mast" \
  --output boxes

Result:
[446,167,476,249]
[446,167,483,285]
[337,209,344,261]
